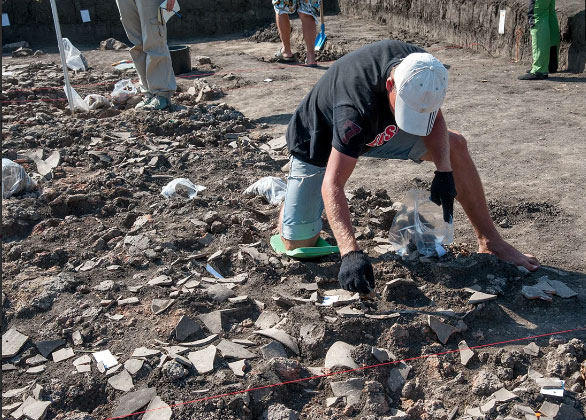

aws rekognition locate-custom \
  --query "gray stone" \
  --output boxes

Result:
[260,341,288,359]
[468,291,497,304]
[124,359,144,376]
[162,360,187,380]
[93,280,115,291]
[548,280,578,298]
[254,311,280,329]
[556,403,584,420]
[2,385,30,399]
[326,396,341,407]
[387,362,411,393]
[187,345,216,374]
[199,311,224,334]
[175,316,201,341]
[111,388,157,418]
[10,397,35,419]
[2,328,29,358]
[336,306,365,318]
[428,316,459,344]
[131,347,161,358]
[459,340,475,366]
[22,400,51,420]
[52,347,75,362]
[206,284,236,302]
[232,339,255,346]
[216,340,257,359]
[387,408,409,420]
[253,328,299,355]
[324,341,358,370]
[108,369,134,391]
[180,334,218,347]
[118,297,140,306]
[538,401,559,418]
[263,403,299,420]
[480,398,497,414]
[491,387,518,402]
[371,347,395,363]
[26,354,48,366]
[148,275,173,286]
[72,330,83,346]
[521,285,553,301]
[143,396,172,420]
[26,365,46,374]
[228,359,247,377]
[330,378,365,406]
[151,298,174,315]
[524,342,540,357]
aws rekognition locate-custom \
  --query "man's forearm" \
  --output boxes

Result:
[322,184,359,256]
[423,111,451,172]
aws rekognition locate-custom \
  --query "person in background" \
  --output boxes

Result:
[116,0,177,109]
[519,0,560,80]
[272,0,320,67]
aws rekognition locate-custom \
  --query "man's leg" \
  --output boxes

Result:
[136,0,176,102]
[422,131,540,271]
[530,0,551,74]
[298,12,317,65]
[115,0,148,92]
[275,12,294,59]
[548,0,560,73]
[278,157,326,250]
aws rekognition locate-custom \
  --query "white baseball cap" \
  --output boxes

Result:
[393,52,448,136]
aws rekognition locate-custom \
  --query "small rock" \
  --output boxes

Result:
[255,311,280,329]
[228,359,247,377]
[324,341,358,370]
[428,316,459,344]
[2,328,29,358]
[548,280,578,298]
[263,403,299,420]
[187,345,216,374]
[131,347,161,358]
[142,396,172,420]
[52,347,75,362]
[148,275,173,286]
[151,298,174,315]
[111,388,157,418]
[458,340,475,366]
[108,369,134,391]
[175,316,201,341]
[206,284,236,302]
[260,341,288,359]
[199,311,224,334]
[216,340,257,359]
[22,400,51,420]
[387,362,411,393]
[521,285,553,301]
[253,328,299,355]
[468,291,497,304]
[471,369,503,396]
[330,378,365,406]
[524,342,540,357]
[371,346,395,363]
[162,360,187,380]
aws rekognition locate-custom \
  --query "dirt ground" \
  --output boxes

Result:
[2,13,586,420]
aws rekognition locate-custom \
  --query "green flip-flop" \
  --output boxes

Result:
[270,234,339,259]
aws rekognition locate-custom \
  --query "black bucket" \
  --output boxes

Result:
[169,45,191,75]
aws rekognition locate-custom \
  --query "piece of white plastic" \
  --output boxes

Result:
[84,94,110,110]
[161,178,205,200]
[111,79,138,104]
[244,176,286,205]
[389,189,454,257]
[2,158,36,198]
[62,38,88,71]
[64,86,90,112]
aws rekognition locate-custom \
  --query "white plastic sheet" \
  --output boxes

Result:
[111,79,138,104]
[389,189,454,257]
[161,178,205,200]
[244,176,286,205]
[62,38,88,71]
[64,87,90,112]
[2,158,36,198]
[84,94,110,110]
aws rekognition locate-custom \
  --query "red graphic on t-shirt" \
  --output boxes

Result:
[367,124,397,147]
[341,120,362,145]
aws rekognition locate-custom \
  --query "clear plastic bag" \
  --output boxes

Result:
[2,158,36,198]
[111,79,138,104]
[161,178,205,200]
[84,94,111,110]
[244,176,286,205]
[389,189,454,257]
[64,87,90,112]
[62,38,88,71]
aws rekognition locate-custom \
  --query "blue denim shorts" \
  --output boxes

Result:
[281,131,427,240]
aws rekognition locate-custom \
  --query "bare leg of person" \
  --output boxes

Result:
[275,12,294,58]
[278,204,319,250]
[422,131,540,271]
[299,12,317,65]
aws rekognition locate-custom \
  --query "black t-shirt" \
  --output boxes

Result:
[286,40,426,167]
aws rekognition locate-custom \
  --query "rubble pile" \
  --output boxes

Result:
[2,59,585,420]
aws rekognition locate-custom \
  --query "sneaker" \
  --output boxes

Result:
[143,95,170,110]
[518,72,548,80]
[135,94,154,109]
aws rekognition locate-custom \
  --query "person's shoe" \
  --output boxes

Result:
[518,72,548,80]
[143,95,170,110]
[135,94,153,109]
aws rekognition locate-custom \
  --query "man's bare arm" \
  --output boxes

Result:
[321,148,359,256]
[423,110,451,171]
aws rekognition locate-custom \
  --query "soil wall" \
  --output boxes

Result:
[2,0,584,72]
[336,0,585,72]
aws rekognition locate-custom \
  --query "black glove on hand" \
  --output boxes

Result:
[338,250,375,294]
[430,171,457,223]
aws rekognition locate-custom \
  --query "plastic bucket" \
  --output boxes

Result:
[169,45,191,75]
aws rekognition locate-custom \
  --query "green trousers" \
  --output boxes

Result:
[528,0,560,74]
